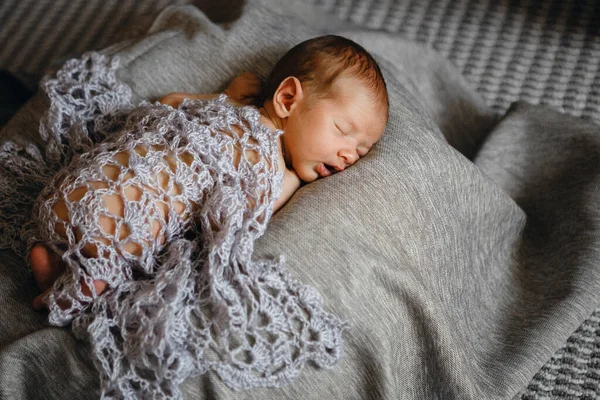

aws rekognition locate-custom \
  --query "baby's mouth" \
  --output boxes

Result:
[317,163,337,178]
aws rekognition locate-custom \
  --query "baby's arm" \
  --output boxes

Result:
[272,143,301,213]
[159,72,262,108]
[273,169,301,213]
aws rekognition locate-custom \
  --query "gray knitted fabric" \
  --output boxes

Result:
[6,53,346,399]
[310,3,600,397]
[2,1,599,398]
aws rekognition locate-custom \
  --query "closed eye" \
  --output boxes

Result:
[335,123,346,136]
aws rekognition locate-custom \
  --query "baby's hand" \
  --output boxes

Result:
[224,72,262,105]
[159,92,189,108]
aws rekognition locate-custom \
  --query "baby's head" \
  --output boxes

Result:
[263,35,389,182]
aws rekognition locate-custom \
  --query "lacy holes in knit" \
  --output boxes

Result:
[50,124,263,273]
[21,55,345,397]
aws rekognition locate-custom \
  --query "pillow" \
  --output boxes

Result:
[2,1,598,399]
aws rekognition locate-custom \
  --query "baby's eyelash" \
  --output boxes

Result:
[335,123,346,135]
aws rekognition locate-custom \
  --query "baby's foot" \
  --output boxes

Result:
[30,244,64,292]
[29,244,107,310]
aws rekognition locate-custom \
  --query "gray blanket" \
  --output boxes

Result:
[1,1,600,399]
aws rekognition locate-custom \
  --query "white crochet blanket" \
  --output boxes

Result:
[1,53,347,399]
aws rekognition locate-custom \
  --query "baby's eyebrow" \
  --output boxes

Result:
[346,118,374,149]
[347,120,367,144]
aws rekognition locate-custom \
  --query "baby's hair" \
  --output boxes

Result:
[264,35,389,115]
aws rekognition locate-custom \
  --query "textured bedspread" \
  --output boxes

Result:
[1,1,600,399]
[6,52,344,399]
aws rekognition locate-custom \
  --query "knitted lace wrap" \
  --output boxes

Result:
[0,53,347,399]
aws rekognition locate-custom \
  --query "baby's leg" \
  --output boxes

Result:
[30,176,113,309]
[31,147,187,309]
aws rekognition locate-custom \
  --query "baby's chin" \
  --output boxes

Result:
[296,167,319,183]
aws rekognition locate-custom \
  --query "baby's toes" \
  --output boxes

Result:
[32,288,50,310]
[30,245,53,291]
[30,245,66,292]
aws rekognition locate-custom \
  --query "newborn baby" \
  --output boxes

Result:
[29,34,390,310]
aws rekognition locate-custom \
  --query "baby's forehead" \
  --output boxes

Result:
[332,78,388,114]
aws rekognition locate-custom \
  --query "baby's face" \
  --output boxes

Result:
[281,76,387,183]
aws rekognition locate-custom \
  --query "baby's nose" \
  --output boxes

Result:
[339,150,359,166]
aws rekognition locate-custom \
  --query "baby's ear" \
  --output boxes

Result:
[273,76,304,118]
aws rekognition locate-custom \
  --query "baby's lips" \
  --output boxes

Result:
[317,163,331,178]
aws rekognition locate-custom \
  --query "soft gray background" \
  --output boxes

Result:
[1,0,599,399]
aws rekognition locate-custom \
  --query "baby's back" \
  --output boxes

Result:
[33,97,280,287]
